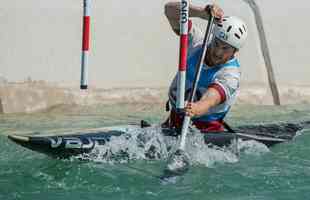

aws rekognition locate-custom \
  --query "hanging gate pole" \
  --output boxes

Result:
[176,0,190,110]
[80,0,91,90]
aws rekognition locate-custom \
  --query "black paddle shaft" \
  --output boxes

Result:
[188,14,215,103]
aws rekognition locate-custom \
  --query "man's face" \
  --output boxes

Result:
[206,38,236,66]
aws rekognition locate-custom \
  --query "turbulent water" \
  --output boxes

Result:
[1,103,310,200]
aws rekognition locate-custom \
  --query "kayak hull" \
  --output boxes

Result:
[8,122,304,159]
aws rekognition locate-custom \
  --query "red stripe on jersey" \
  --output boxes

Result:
[208,83,226,103]
[188,19,192,32]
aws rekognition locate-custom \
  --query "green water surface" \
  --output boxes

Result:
[1,103,310,200]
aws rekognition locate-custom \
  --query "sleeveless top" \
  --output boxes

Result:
[168,24,241,122]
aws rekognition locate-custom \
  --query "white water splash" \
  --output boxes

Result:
[76,126,271,166]
[237,139,270,156]
[184,131,239,167]
[79,126,170,163]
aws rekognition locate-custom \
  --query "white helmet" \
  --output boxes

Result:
[214,16,248,49]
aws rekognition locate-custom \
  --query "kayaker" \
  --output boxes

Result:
[163,2,248,132]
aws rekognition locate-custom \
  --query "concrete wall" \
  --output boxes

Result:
[1,0,310,88]
[1,83,310,114]
[0,83,166,113]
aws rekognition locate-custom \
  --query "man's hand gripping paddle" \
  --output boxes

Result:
[163,12,215,178]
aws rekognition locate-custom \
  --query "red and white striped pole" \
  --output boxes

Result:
[176,0,189,110]
[80,0,91,90]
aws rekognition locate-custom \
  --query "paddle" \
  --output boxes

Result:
[164,12,216,177]
[223,121,236,133]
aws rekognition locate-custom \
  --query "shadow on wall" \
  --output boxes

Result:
[0,98,3,114]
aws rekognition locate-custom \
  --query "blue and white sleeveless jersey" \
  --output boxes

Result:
[168,24,241,122]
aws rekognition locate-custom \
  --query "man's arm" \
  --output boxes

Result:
[185,68,241,117]
[164,2,223,35]
[185,88,223,117]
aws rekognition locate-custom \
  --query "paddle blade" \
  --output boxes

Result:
[163,149,190,177]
